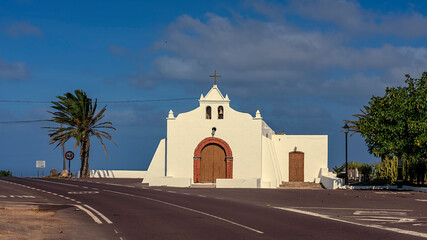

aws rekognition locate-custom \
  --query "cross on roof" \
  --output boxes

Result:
[209,70,222,85]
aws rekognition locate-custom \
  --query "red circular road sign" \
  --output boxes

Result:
[65,151,74,160]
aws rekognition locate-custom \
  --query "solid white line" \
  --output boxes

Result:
[74,205,102,224]
[84,204,113,224]
[104,190,263,234]
[274,207,427,239]
[31,178,81,188]
[294,207,412,211]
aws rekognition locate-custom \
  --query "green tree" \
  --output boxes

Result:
[346,73,426,182]
[0,170,12,176]
[46,90,116,178]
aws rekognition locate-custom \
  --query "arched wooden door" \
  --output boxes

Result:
[289,151,304,182]
[200,144,226,183]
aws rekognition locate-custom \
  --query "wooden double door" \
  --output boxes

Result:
[289,152,304,182]
[200,144,226,183]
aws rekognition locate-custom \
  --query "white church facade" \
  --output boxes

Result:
[143,80,329,188]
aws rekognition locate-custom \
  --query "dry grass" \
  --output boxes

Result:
[0,204,63,240]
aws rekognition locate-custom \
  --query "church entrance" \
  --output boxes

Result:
[200,144,226,183]
[193,137,233,183]
[289,151,304,182]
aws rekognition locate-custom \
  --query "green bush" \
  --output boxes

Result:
[0,170,12,177]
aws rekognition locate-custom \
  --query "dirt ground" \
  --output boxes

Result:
[0,203,114,240]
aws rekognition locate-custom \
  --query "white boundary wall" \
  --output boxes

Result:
[91,170,146,178]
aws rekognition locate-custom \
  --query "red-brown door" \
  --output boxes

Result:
[289,152,304,182]
[200,144,226,183]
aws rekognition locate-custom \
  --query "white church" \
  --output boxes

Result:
[143,73,329,188]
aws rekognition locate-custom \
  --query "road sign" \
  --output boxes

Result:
[65,151,74,160]
[36,160,45,168]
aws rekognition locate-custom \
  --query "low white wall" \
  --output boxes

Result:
[216,178,261,188]
[147,177,191,187]
[320,175,343,189]
[91,170,146,178]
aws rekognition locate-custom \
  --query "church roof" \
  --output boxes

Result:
[199,84,230,103]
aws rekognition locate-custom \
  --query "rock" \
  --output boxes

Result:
[60,169,69,177]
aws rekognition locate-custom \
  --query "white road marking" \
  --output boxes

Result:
[74,205,102,224]
[374,192,410,195]
[353,210,407,216]
[274,207,427,239]
[182,193,190,195]
[67,191,99,195]
[198,195,207,198]
[0,195,35,198]
[84,204,113,224]
[355,216,417,223]
[114,229,119,234]
[167,191,177,193]
[105,190,263,234]
[415,199,427,202]
[295,207,412,211]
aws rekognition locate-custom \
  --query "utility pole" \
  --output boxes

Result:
[61,123,66,171]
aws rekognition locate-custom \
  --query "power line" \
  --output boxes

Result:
[0,97,198,104]
[0,120,50,125]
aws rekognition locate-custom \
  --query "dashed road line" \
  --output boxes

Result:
[415,199,427,202]
[0,180,111,225]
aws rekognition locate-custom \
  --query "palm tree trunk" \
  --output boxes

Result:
[80,135,91,178]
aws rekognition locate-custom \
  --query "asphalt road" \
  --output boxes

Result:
[1,177,426,240]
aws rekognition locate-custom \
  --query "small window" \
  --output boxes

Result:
[218,106,224,119]
[206,106,211,119]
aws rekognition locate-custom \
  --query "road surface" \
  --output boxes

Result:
[0,177,426,240]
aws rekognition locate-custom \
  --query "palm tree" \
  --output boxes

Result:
[45,90,116,177]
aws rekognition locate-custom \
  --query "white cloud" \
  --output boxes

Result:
[287,0,427,37]
[0,57,29,81]
[130,11,427,98]
[4,22,43,38]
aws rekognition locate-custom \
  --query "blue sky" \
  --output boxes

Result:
[1,0,427,176]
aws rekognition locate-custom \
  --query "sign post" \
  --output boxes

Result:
[65,151,74,176]
[36,160,45,178]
